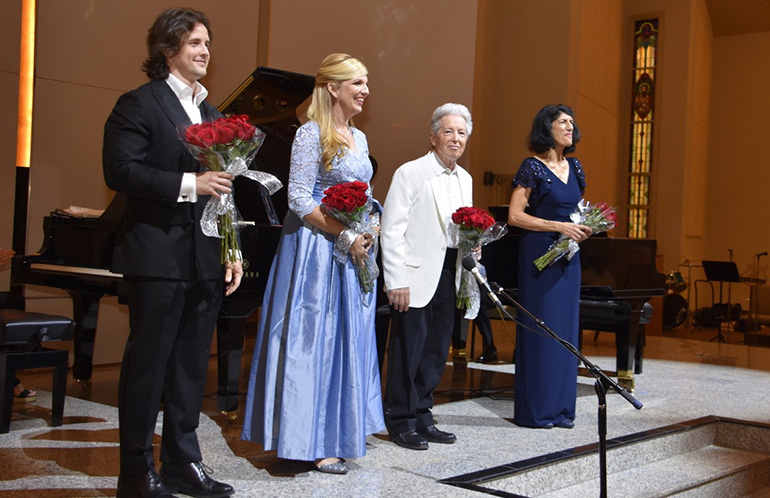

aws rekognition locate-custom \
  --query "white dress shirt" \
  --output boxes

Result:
[166,73,209,203]
[431,154,466,247]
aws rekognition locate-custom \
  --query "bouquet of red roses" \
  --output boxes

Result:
[321,181,379,294]
[449,206,508,318]
[181,115,279,263]
[534,199,618,271]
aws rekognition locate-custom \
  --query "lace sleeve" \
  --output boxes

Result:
[511,157,550,210]
[288,123,322,219]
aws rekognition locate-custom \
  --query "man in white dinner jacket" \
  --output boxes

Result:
[380,103,474,450]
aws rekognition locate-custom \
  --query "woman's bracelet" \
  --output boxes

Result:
[334,228,358,257]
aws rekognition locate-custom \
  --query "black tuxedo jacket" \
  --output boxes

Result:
[103,79,223,280]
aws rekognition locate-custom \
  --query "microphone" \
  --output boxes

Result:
[461,255,503,308]
[757,252,767,257]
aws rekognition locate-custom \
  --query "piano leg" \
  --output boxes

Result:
[66,290,103,381]
[615,314,636,392]
[634,322,645,374]
[215,314,247,414]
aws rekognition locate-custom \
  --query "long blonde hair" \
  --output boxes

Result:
[307,53,368,171]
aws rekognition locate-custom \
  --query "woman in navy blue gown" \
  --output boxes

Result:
[507,105,591,429]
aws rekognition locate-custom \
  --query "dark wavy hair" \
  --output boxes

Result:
[142,8,212,80]
[528,104,580,154]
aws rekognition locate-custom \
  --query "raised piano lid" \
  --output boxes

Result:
[218,66,315,226]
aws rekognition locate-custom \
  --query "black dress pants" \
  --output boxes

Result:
[385,249,457,434]
[119,277,222,475]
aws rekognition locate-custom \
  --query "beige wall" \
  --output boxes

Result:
[573,0,624,210]
[471,0,626,216]
[266,0,478,199]
[471,0,575,210]
[707,30,770,307]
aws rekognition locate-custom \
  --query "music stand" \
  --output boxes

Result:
[701,260,741,342]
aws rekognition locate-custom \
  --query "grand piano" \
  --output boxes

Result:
[481,225,666,391]
[12,66,315,412]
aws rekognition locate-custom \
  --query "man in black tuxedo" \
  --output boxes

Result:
[103,8,240,498]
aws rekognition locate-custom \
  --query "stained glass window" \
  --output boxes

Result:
[627,19,658,238]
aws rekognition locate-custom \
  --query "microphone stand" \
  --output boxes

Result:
[488,281,643,498]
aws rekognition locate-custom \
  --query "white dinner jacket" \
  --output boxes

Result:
[380,151,473,308]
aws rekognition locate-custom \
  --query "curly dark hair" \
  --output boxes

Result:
[528,104,580,154]
[142,8,212,80]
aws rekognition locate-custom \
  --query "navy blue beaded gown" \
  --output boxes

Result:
[512,156,585,428]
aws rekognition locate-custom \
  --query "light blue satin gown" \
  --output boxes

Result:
[241,122,385,461]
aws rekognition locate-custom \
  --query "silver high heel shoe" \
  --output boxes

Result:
[315,458,348,475]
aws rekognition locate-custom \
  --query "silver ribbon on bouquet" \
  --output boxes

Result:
[332,207,380,295]
[455,253,483,320]
[448,221,508,320]
[200,155,283,238]
[562,200,590,262]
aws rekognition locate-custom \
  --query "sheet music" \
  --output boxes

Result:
[53,206,105,219]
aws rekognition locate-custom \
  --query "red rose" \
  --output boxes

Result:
[235,120,256,141]
[322,181,370,214]
[185,124,202,146]
[326,198,340,210]
[325,184,341,197]
[452,206,494,230]
[216,121,239,144]
[186,122,218,148]
[223,115,256,141]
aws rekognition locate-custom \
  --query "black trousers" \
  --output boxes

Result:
[119,277,222,475]
[385,249,457,434]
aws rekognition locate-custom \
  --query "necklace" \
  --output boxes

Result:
[334,123,355,150]
[334,123,351,136]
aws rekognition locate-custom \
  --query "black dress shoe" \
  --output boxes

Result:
[476,348,498,364]
[160,462,233,498]
[556,419,575,429]
[390,430,429,450]
[117,469,177,498]
[417,425,456,444]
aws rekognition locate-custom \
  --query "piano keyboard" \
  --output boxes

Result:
[30,263,123,279]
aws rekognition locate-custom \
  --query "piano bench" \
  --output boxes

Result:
[0,309,74,346]
[0,310,73,433]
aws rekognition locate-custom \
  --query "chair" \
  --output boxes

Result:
[468,304,516,362]
[0,309,74,433]
[739,284,770,345]
[695,260,744,342]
